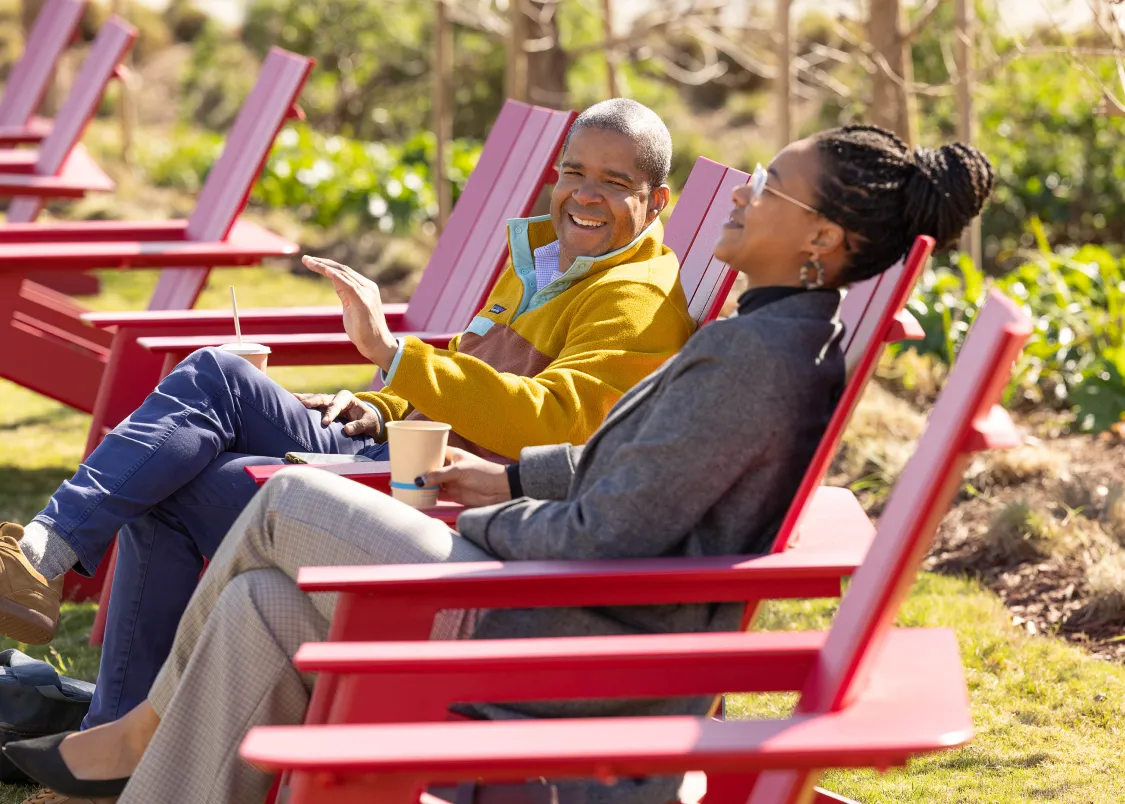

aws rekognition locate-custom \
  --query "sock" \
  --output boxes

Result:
[20,520,78,580]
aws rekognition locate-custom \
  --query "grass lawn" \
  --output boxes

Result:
[0,266,1122,802]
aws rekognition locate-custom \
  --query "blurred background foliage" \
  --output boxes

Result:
[8,0,1125,431]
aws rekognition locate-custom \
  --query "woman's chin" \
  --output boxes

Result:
[712,238,736,265]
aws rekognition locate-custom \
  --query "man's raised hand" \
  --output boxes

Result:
[302,256,399,370]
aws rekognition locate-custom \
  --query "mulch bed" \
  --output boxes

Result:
[925,433,1125,663]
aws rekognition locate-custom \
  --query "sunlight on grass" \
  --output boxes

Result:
[726,574,1125,803]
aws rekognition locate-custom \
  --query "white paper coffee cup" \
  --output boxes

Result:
[218,342,271,372]
[385,421,452,508]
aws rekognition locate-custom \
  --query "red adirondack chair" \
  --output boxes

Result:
[0,47,311,425]
[79,100,576,627]
[81,101,576,452]
[240,290,1031,804]
[0,0,87,146]
[0,18,134,210]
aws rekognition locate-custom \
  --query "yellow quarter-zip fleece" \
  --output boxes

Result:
[356,215,693,461]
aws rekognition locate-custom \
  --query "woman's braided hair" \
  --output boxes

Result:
[812,125,995,285]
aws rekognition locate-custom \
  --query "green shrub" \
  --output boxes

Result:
[136,123,482,234]
[897,219,1125,432]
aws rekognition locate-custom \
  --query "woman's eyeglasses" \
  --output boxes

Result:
[749,163,820,215]
[749,163,853,253]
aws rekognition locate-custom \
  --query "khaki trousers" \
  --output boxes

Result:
[117,468,493,804]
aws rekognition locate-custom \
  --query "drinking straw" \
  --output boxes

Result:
[230,287,243,346]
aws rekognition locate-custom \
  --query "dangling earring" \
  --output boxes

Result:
[800,258,825,290]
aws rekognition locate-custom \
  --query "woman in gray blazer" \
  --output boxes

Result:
[7,126,995,804]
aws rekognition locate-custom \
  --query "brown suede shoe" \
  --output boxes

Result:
[0,524,62,645]
[21,788,117,804]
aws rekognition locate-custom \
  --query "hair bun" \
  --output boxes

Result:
[903,142,995,250]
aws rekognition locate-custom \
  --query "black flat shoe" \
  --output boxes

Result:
[3,732,129,798]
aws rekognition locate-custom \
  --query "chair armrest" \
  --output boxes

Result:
[136,330,459,368]
[0,169,112,198]
[294,630,826,702]
[81,303,406,331]
[0,220,297,272]
[298,541,867,611]
[241,630,970,780]
[885,309,924,342]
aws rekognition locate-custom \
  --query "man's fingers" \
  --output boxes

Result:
[321,391,355,424]
[294,393,331,409]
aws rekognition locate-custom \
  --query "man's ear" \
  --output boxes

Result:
[647,185,671,222]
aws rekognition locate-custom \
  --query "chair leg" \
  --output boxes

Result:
[812,788,861,804]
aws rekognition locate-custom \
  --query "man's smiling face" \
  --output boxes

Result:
[550,127,661,268]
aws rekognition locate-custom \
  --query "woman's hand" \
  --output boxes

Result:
[302,256,399,370]
[294,390,382,436]
[421,447,512,507]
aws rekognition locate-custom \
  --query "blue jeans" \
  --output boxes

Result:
[35,347,388,728]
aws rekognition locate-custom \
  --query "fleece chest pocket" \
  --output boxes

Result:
[465,315,497,338]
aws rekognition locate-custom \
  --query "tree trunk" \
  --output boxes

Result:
[774,0,792,149]
[954,0,981,268]
[433,0,453,232]
[866,0,917,145]
[601,0,619,98]
[524,1,569,109]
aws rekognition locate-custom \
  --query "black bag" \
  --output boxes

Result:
[0,649,94,783]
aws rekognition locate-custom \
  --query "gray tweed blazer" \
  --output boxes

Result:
[453,289,845,802]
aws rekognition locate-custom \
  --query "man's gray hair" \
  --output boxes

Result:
[562,98,672,188]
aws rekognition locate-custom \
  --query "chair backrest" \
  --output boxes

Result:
[747,291,1030,804]
[768,236,935,555]
[6,17,134,224]
[32,17,134,178]
[809,291,1029,710]
[0,0,86,126]
[402,102,576,331]
[144,47,313,311]
[665,157,745,325]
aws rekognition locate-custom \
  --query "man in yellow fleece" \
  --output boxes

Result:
[0,100,694,741]
[303,98,693,461]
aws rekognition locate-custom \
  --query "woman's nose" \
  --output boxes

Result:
[731,185,750,206]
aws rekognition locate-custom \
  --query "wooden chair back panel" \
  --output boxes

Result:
[674,160,747,324]
[808,290,1029,713]
[406,104,575,332]
[402,100,536,330]
[146,48,312,312]
[747,292,1029,804]
[183,48,312,243]
[0,0,86,126]
[33,17,135,176]
[768,236,934,555]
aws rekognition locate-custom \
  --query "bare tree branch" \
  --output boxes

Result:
[906,0,944,42]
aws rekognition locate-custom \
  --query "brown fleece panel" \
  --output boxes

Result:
[406,325,554,463]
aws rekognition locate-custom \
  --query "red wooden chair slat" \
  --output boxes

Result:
[2,17,135,223]
[0,48,311,423]
[0,0,87,135]
[240,293,1030,804]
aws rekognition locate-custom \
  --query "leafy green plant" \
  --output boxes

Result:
[135,123,482,234]
[897,219,1125,432]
